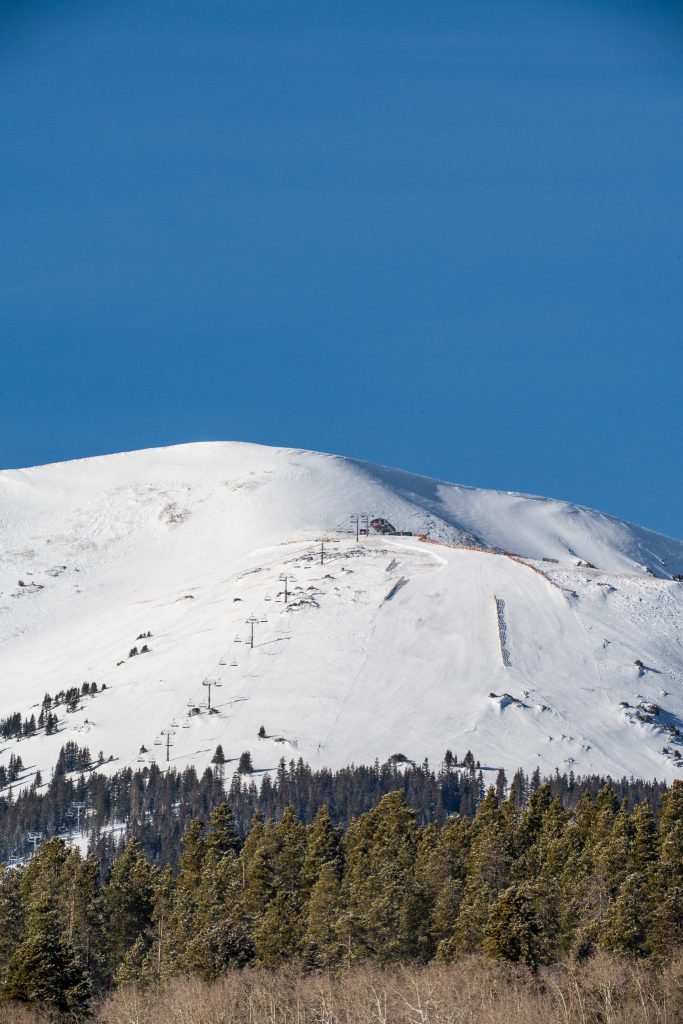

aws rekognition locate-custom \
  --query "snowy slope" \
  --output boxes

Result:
[1,441,682,788]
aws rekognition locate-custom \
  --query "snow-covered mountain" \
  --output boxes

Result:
[1,441,682,787]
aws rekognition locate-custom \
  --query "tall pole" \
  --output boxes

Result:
[246,615,259,649]
[202,678,222,710]
[279,573,294,603]
[351,514,370,540]
[69,801,87,832]
[161,729,174,762]
[27,831,43,855]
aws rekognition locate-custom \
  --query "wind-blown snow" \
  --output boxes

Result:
[1,441,682,787]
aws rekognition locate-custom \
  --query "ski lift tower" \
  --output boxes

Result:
[202,678,222,712]
[27,831,43,856]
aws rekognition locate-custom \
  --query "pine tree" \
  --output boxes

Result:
[432,877,465,961]
[182,854,254,979]
[2,893,90,1015]
[600,872,647,957]
[305,860,344,969]
[114,935,154,987]
[483,881,544,970]
[253,890,305,966]
[103,839,156,979]
[20,838,75,922]
[178,818,207,881]
[454,803,513,957]
[646,820,683,960]
[631,802,657,872]
[341,791,425,962]
[241,820,277,922]
[274,806,307,893]
[205,803,240,860]
[301,805,342,892]
[0,865,25,984]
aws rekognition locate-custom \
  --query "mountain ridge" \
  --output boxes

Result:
[1,440,682,786]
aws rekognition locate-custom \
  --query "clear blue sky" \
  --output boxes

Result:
[1,1,682,537]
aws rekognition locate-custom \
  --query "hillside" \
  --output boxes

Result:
[1,441,682,786]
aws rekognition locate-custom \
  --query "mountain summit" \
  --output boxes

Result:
[1,441,682,784]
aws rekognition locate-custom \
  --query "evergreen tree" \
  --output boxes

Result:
[432,877,465,961]
[341,792,426,962]
[305,860,344,969]
[0,866,25,985]
[600,872,648,957]
[241,823,277,922]
[647,821,683,960]
[253,890,305,966]
[114,935,154,987]
[631,802,657,872]
[274,806,307,893]
[205,803,240,860]
[68,855,108,993]
[2,893,90,1015]
[103,839,156,979]
[483,881,544,970]
[454,794,513,957]
[182,854,254,979]
[301,805,342,892]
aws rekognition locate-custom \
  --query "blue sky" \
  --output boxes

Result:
[1,0,682,537]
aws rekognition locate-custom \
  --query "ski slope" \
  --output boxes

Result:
[1,441,682,788]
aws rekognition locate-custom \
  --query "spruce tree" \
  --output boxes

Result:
[301,805,342,892]
[600,872,648,957]
[182,855,254,979]
[646,820,683,960]
[2,893,90,1015]
[341,791,425,962]
[432,877,465,961]
[253,890,305,966]
[114,935,154,987]
[205,803,240,860]
[483,881,544,970]
[0,866,25,985]
[631,802,657,872]
[103,839,156,979]
[305,860,344,969]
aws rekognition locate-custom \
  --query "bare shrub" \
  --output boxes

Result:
[49,955,683,1024]
[0,1004,58,1024]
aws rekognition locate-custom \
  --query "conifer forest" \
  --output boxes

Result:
[0,752,683,1021]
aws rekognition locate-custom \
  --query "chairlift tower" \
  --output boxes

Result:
[315,537,331,565]
[278,573,295,603]
[202,678,222,711]
[160,728,174,762]
[27,831,43,855]
[67,801,87,832]
[350,515,371,542]
[246,615,260,649]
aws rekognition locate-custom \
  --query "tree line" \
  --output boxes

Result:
[0,746,667,869]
